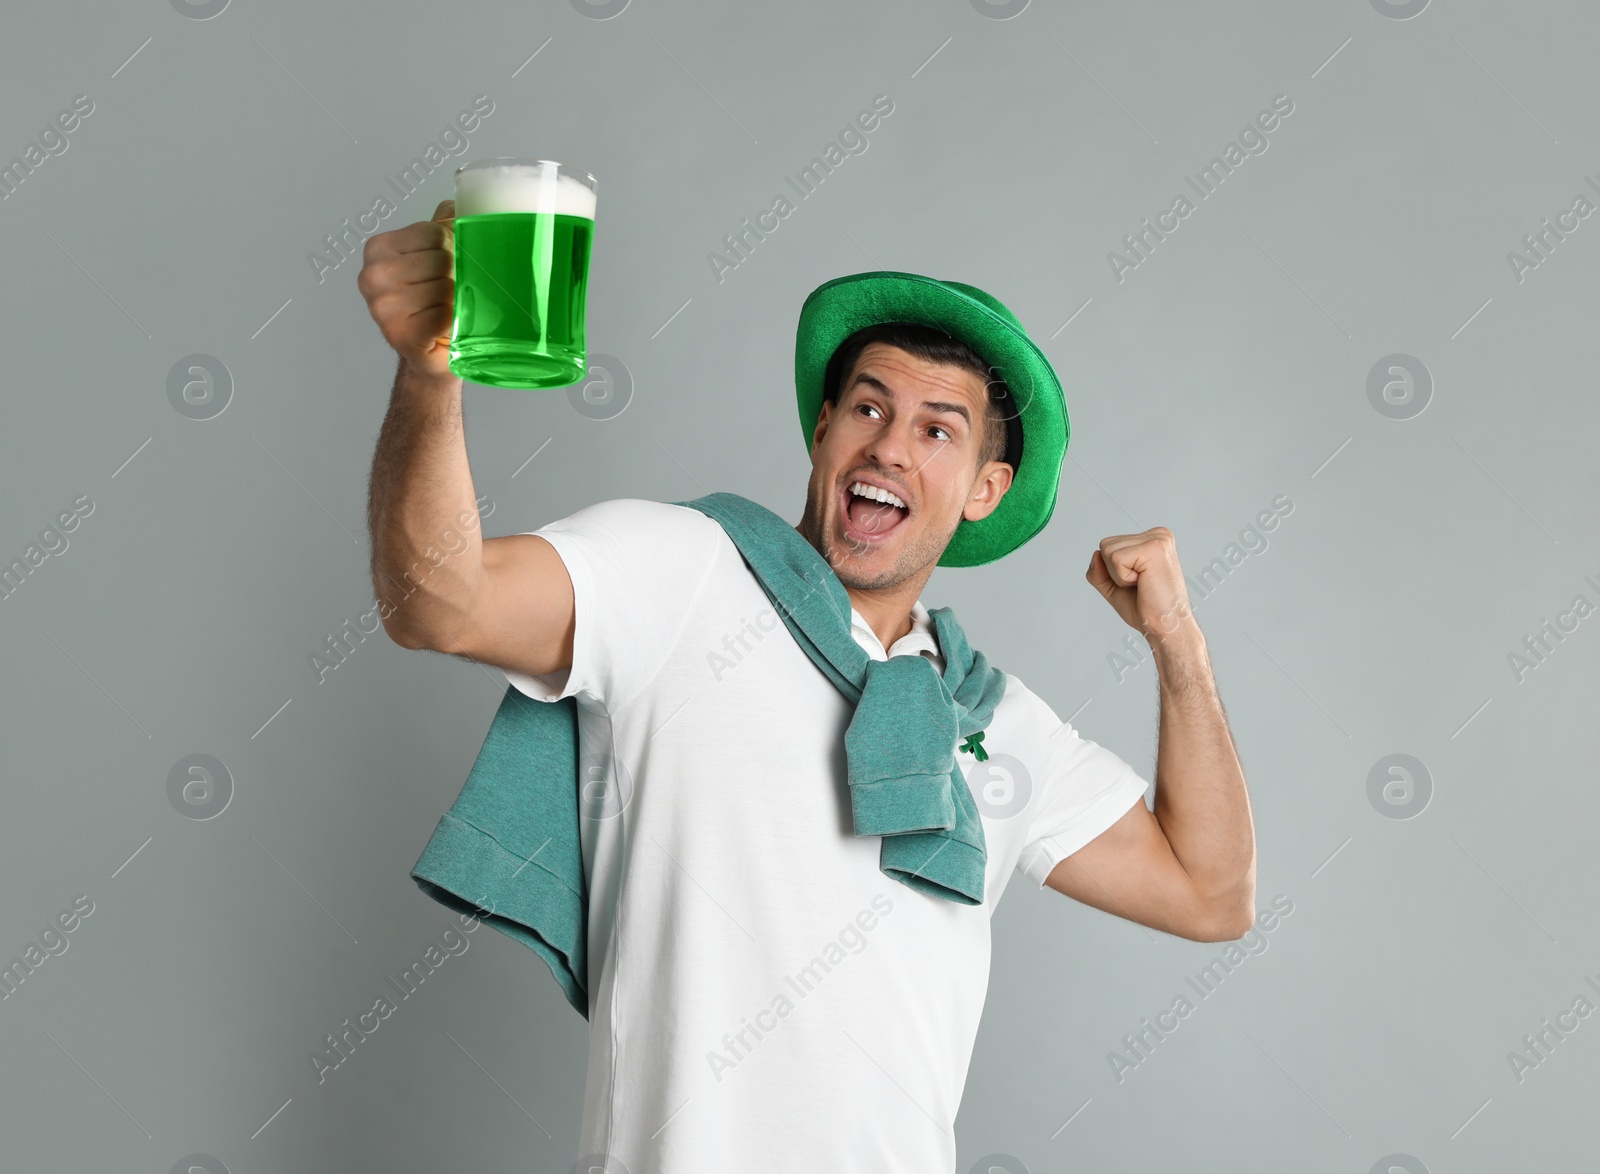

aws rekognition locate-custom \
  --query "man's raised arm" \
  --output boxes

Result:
[359,199,575,680]
[1044,527,1256,941]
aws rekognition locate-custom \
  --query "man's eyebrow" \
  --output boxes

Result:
[848,373,972,427]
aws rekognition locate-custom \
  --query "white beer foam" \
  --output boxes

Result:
[454,165,596,219]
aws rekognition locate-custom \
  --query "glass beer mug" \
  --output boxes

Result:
[449,158,597,389]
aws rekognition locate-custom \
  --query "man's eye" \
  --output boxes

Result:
[929,426,951,442]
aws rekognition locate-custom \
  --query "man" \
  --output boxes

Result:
[359,200,1255,1172]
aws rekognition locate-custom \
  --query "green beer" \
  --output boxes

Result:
[449,160,597,389]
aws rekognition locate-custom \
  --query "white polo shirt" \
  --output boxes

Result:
[504,497,1150,1173]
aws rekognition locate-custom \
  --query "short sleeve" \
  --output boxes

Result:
[1014,706,1152,890]
[501,498,725,712]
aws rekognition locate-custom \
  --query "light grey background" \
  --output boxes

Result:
[4,0,1597,1170]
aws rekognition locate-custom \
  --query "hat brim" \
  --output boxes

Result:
[795,271,1069,568]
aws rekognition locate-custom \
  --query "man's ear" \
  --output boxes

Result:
[811,398,833,451]
[962,461,1015,524]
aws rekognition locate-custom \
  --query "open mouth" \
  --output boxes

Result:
[839,479,910,544]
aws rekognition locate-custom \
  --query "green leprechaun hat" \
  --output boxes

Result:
[795,271,1070,567]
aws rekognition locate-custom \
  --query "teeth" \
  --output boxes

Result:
[849,481,906,510]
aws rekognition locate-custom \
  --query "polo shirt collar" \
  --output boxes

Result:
[849,599,943,667]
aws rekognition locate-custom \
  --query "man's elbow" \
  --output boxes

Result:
[1193,890,1258,942]
[381,607,447,652]
[376,584,473,653]
[1194,914,1253,943]
[1176,870,1257,941]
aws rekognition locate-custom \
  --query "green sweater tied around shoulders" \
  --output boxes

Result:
[409,492,1007,1019]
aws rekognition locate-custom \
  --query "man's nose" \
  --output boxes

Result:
[863,417,916,469]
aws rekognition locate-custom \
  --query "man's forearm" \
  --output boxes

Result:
[1147,616,1256,929]
[366,357,483,645]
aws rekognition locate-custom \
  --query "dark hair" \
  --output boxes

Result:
[822,322,1022,471]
